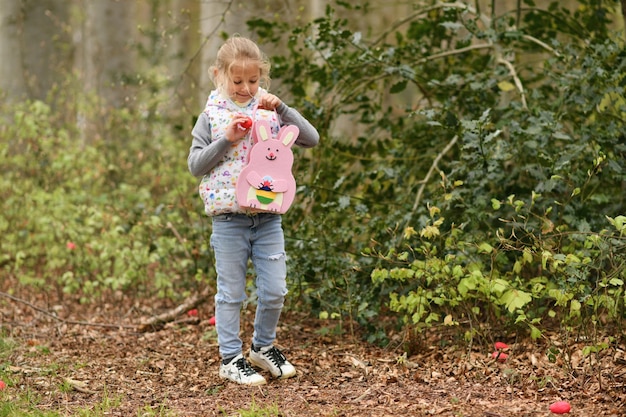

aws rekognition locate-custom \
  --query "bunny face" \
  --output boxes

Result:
[235,120,300,213]
[250,137,295,170]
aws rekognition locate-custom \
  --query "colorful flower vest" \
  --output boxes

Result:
[198,89,280,216]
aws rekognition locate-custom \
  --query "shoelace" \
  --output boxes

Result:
[263,346,287,367]
[234,357,257,376]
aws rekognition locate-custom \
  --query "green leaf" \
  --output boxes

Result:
[478,242,493,254]
[530,325,542,340]
[390,80,408,94]
[501,289,533,313]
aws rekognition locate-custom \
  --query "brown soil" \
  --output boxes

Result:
[1,291,625,417]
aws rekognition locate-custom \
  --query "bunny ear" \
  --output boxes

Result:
[253,120,272,144]
[278,125,300,148]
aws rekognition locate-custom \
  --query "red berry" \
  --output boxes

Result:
[0,380,6,390]
[240,117,253,129]
[208,316,216,326]
[549,401,571,414]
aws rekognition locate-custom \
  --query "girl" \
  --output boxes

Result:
[188,36,319,386]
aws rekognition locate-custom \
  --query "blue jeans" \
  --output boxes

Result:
[210,213,288,359]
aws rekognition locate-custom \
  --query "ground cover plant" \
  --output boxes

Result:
[0,0,625,415]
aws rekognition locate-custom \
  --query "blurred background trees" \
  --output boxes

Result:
[4,0,621,118]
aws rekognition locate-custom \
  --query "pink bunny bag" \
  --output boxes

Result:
[235,119,300,214]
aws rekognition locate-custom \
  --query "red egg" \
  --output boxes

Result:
[0,380,6,390]
[187,309,198,317]
[492,351,508,362]
[240,117,253,129]
[208,316,216,326]
[549,401,571,414]
[494,341,509,350]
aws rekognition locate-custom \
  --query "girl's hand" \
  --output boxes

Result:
[258,93,282,110]
[225,115,252,143]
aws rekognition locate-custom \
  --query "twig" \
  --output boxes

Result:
[496,56,528,109]
[521,34,561,57]
[351,387,373,403]
[167,221,192,258]
[396,134,458,247]
[411,135,459,213]
[372,1,485,46]
[63,378,97,395]
[137,287,211,332]
[0,291,134,329]
[419,43,493,63]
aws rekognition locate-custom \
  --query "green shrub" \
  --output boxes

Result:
[249,1,626,343]
[0,96,208,302]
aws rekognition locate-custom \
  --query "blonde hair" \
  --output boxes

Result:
[210,35,271,92]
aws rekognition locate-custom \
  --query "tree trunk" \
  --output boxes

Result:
[0,1,27,101]
[77,0,135,108]
[621,0,626,32]
[198,1,235,105]
[161,0,201,114]
[129,0,202,117]
[21,0,71,100]
[72,0,135,141]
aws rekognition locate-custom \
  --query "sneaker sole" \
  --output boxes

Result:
[219,374,267,386]
[248,355,297,379]
[219,370,267,386]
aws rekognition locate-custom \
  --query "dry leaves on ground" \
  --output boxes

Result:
[1,293,625,416]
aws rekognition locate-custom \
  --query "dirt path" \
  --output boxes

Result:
[1,295,624,416]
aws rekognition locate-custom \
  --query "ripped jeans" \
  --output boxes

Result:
[210,212,288,359]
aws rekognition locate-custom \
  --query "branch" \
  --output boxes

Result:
[419,43,493,63]
[521,34,561,57]
[0,291,134,329]
[167,221,192,258]
[137,287,211,332]
[411,135,458,214]
[396,134,459,246]
[372,1,485,46]
[0,288,212,333]
[496,55,528,110]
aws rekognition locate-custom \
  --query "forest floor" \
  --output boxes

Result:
[1,289,625,417]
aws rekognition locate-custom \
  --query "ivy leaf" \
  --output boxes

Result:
[390,80,408,94]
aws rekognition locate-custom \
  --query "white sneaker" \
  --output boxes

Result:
[249,345,296,379]
[219,354,267,386]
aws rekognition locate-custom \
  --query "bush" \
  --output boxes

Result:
[0,96,209,302]
[248,1,626,343]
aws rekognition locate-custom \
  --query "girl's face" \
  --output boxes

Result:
[224,60,261,103]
